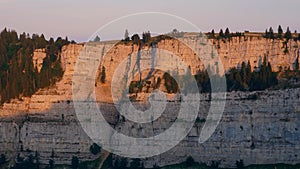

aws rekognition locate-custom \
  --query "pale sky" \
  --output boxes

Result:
[1,0,299,42]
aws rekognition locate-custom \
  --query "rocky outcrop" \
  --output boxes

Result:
[0,33,299,168]
[33,49,46,73]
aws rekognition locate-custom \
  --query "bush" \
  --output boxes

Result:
[0,154,6,165]
[185,156,195,167]
[71,156,79,169]
[236,159,245,169]
[90,143,101,155]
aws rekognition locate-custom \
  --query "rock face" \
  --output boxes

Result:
[214,35,300,72]
[0,33,299,168]
[140,89,300,168]
[33,49,46,73]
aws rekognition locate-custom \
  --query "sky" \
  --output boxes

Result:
[1,0,300,42]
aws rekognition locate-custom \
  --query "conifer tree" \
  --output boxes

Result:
[278,25,283,38]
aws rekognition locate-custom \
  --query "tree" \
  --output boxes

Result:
[90,143,101,155]
[264,29,269,38]
[210,161,220,169]
[93,35,100,42]
[185,156,195,167]
[131,34,140,45]
[100,66,106,83]
[172,28,178,34]
[71,156,79,169]
[246,61,252,84]
[0,154,6,165]
[49,159,54,169]
[210,29,215,39]
[269,27,274,39]
[236,160,245,169]
[124,29,130,41]
[129,158,143,169]
[284,27,292,40]
[119,158,128,168]
[219,29,224,39]
[278,25,283,38]
[240,62,247,88]
[142,31,151,43]
[225,27,230,39]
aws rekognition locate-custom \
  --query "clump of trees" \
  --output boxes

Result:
[127,56,278,95]
[122,29,153,46]
[236,159,245,169]
[265,25,293,40]
[0,28,71,104]
[207,28,242,40]
[163,71,179,93]
[11,153,40,169]
[113,157,144,169]
[226,57,277,91]
[193,57,277,93]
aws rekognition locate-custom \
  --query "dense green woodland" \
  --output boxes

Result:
[0,28,72,104]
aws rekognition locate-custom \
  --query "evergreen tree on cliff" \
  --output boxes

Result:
[225,27,231,39]
[93,35,100,42]
[219,29,224,39]
[131,34,141,45]
[278,25,283,38]
[210,29,215,39]
[268,27,274,39]
[284,27,292,40]
[124,29,130,41]
[0,29,69,104]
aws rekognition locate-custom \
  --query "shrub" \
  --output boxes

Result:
[90,143,101,155]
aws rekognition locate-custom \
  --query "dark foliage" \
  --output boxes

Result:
[0,28,70,104]
[89,143,101,155]
[131,34,141,45]
[226,57,277,91]
[236,159,245,169]
[185,156,196,167]
[71,156,79,169]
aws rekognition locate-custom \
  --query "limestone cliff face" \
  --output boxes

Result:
[33,49,46,73]
[0,34,299,167]
[214,36,300,72]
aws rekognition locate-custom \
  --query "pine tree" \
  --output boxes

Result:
[269,27,274,39]
[131,34,141,45]
[142,31,151,43]
[278,25,283,38]
[71,156,79,169]
[284,27,292,40]
[246,61,252,85]
[93,35,100,42]
[211,29,215,39]
[225,28,230,39]
[219,29,224,39]
[264,29,269,38]
[240,62,247,89]
[124,29,129,41]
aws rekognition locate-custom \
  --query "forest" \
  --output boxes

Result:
[0,28,72,104]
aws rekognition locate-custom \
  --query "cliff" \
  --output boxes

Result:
[0,33,299,168]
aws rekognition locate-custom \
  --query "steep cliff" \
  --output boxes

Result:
[0,33,299,168]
